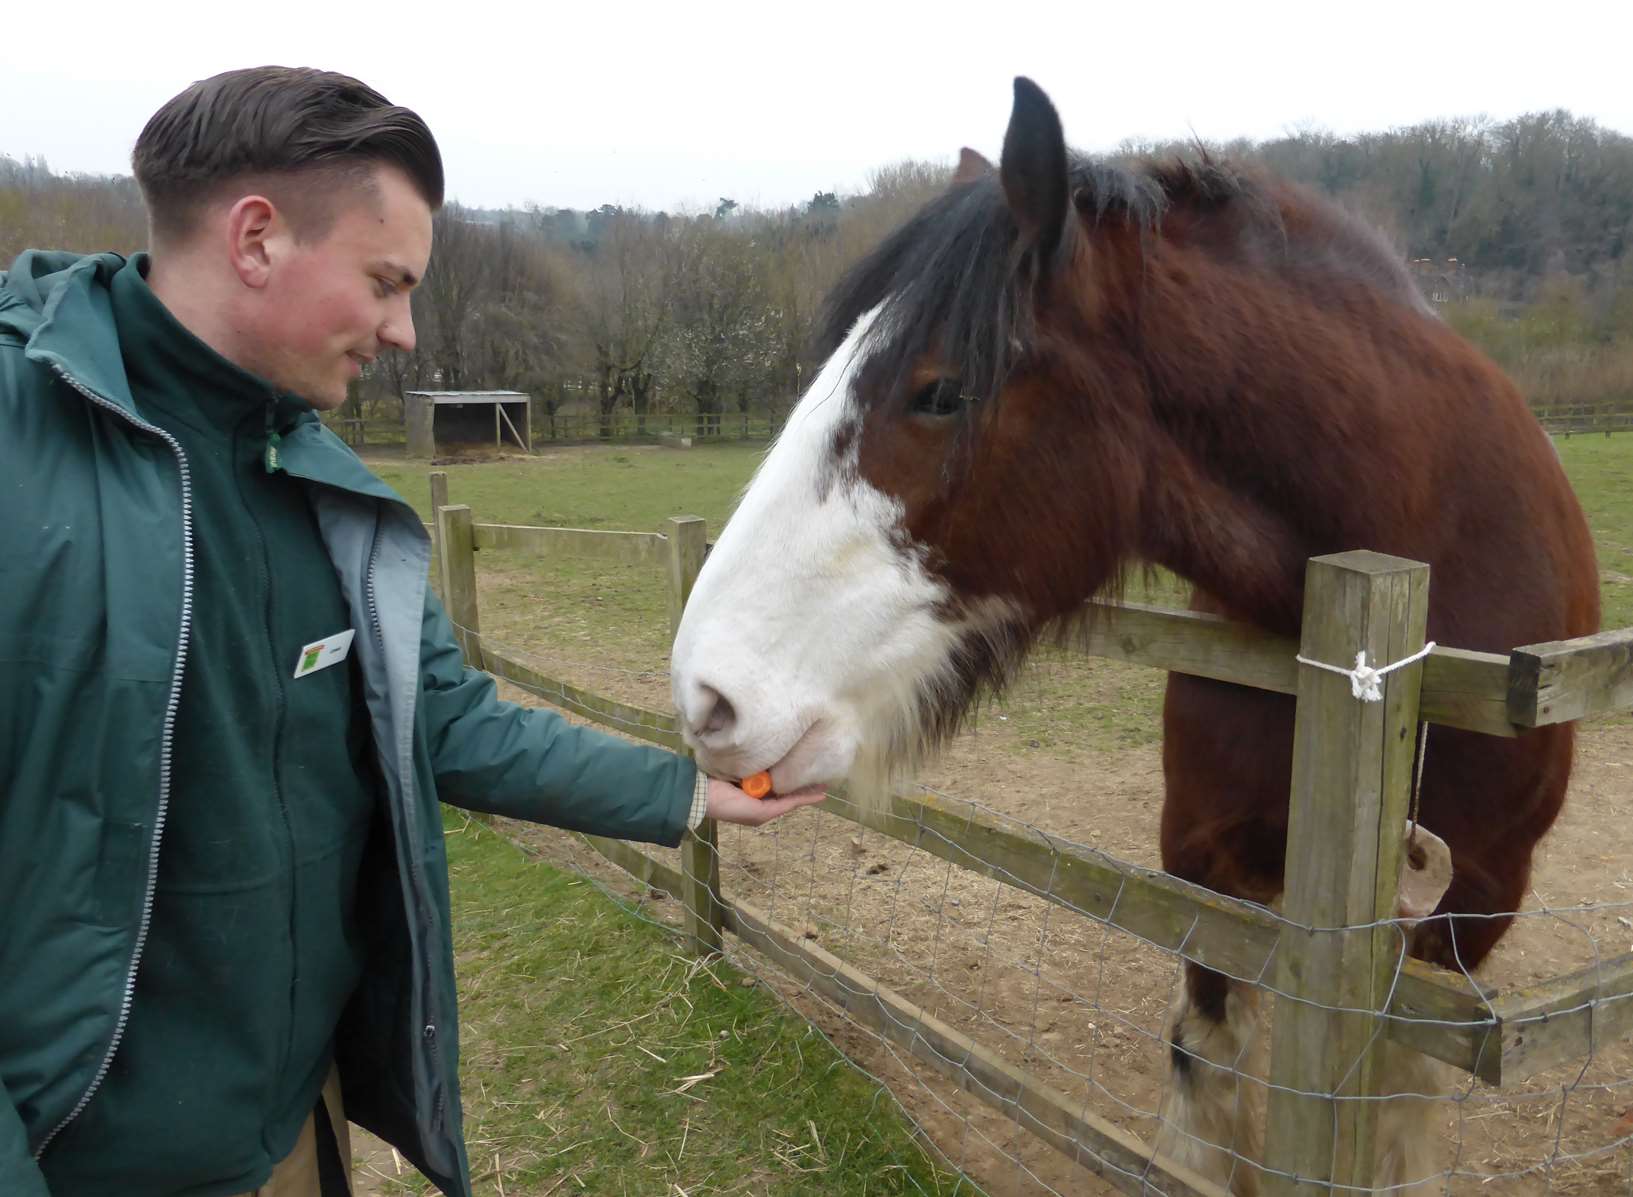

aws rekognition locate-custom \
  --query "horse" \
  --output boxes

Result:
[668,78,1600,1192]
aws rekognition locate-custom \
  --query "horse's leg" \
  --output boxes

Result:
[1155,963,1265,1195]
[1372,1040,1452,1195]
[1411,724,1573,975]
[1155,677,1293,1196]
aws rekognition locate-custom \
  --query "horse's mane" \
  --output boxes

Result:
[816,154,1427,409]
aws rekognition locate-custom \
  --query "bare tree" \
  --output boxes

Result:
[563,212,675,438]
[664,216,770,435]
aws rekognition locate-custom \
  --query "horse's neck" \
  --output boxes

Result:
[1132,331,1372,634]
[1135,430,1310,635]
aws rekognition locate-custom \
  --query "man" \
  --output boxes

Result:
[0,66,821,1196]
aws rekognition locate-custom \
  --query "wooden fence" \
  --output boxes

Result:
[1533,400,1633,436]
[324,411,780,453]
[538,410,780,443]
[326,417,406,449]
[430,471,1633,1194]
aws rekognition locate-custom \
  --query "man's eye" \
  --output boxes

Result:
[375,278,398,297]
[910,379,966,417]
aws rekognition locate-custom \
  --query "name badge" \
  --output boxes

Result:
[293,629,356,679]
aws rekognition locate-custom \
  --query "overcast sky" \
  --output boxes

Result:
[6,0,1630,214]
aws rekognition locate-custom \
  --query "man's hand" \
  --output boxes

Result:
[705,777,827,826]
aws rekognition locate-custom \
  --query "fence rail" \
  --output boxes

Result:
[323,410,782,451]
[428,471,1633,1191]
[1534,401,1633,437]
[539,411,781,442]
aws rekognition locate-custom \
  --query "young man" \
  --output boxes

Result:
[0,66,821,1197]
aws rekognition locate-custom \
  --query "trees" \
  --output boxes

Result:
[666,216,771,435]
[8,105,1630,440]
[563,211,675,438]
[0,154,146,265]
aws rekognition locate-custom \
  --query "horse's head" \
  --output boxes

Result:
[671,78,1154,795]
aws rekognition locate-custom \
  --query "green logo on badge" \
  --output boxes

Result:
[300,645,324,673]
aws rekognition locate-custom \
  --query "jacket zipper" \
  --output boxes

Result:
[35,365,197,1158]
[366,514,387,652]
[364,512,445,1129]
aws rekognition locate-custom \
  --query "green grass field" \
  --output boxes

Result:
[375,443,767,532]
[1552,434,1633,630]
[377,812,965,1196]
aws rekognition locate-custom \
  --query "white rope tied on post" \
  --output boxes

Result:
[1294,641,1437,702]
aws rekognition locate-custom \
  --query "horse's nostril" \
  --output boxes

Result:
[702,689,736,737]
[688,682,737,741]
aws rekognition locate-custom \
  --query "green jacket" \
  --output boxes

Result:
[0,251,700,1196]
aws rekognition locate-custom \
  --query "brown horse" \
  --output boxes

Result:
[670,78,1599,1191]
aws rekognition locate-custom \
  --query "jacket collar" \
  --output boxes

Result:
[280,420,420,511]
[4,249,416,515]
[111,254,312,436]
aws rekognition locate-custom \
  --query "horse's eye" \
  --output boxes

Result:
[910,378,966,418]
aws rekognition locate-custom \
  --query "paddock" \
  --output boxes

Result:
[405,452,1633,1196]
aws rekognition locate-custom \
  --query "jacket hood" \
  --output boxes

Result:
[1,250,136,415]
[0,250,113,339]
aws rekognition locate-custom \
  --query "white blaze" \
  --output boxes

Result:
[670,310,986,796]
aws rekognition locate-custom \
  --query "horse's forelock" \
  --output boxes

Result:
[816,155,1184,421]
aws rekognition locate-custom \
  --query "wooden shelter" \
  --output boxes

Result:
[404,390,531,459]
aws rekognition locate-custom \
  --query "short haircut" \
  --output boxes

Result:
[133,65,444,244]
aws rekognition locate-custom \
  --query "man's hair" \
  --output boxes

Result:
[133,66,445,245]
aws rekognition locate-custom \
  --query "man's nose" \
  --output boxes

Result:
[381,309,416,353]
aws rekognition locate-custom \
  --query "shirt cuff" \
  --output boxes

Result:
[687,768,710,830]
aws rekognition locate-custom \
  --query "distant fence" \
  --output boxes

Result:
[535,410,781,443]
[325,409,782,451]
[1534,399,1633,436]
[324,418,406,449]
[330,398,1629,453]
[423,468,1633,1194]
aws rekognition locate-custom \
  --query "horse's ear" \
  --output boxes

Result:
[1000,77,1069,265]
[953,147,994,186]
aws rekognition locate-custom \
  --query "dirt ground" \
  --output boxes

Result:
[369,636,1633,1197]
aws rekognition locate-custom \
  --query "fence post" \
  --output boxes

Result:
[665,515,720,957]
[428,471,449,601]
[436,504,481,669]
[1262,551,1430,1193]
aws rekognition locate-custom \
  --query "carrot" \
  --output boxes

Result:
[740,771,773,799]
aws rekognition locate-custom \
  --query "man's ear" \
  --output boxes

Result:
[225,194,279,289]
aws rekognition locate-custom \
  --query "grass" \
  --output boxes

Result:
[1549,434,1633,631]
[372,443,767,532]
[367,811,967,1196]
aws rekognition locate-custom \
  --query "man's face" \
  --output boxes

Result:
[249,164,433,410]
